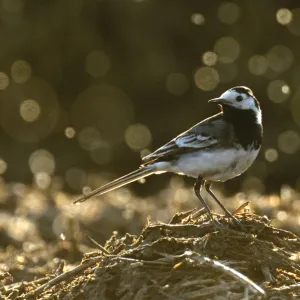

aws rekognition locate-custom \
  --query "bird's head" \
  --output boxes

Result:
[209,86,261,124]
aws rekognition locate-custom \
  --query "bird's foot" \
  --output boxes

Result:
[224,211,246,231]
[205,214,224,230]
[211,218,224,229]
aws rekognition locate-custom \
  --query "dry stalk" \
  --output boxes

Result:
[25,258,99,299]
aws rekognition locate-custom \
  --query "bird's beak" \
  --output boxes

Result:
[208,98,225,104]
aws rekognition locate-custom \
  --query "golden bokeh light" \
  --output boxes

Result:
[0,77,59,143]
[19,99,41,122]
[7,217,38,242]
[0,72,9,90]
[174,188,189,204]
[265,148,278,163]
[29,149,55,175]
[20,191,49,215]
[282,85,290,94]
[166,73,189,96]
[276,8,293,25]
[65,127,76,139]
[125,123,152,151]
[266,45,293,73]
[280,185,293,201]
[194,67,219,91]
[11,60,32,83]
[202,51,218,66]
[217,2,240,25]
[0,159,7,174]
[213,36,240,63]
[85,50,111,78]
[191,13,205,25]
[278,130,300,154]
[267,80,290,103]
[34,172,51,190]
[248,55,268,75]
[277,210,288,221]
[82,185,92,195]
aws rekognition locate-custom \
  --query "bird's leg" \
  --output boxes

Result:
[194,176,222,229]
[204,181,243,227]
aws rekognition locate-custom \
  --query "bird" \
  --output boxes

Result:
[74,86,263,228]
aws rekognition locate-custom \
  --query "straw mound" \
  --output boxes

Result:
[4,209,300,300]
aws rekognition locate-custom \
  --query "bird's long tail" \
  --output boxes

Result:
[73,166,155,204]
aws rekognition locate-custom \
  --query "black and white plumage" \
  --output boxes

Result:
[74,86,263,227]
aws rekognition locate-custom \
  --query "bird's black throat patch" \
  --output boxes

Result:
[222,106,262,150]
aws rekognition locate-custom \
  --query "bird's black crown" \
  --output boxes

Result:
[231,86,252,96]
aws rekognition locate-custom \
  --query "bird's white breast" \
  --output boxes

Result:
[170,146,259,181]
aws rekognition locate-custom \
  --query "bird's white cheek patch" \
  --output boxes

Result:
[256,109,262,125]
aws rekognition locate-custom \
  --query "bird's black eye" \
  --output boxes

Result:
[236,95,243,102]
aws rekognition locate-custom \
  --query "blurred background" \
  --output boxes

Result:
[1,0,300,254]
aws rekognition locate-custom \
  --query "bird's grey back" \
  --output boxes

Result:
[142,112,235,164]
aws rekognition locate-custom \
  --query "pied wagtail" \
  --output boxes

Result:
[74,86,263,228]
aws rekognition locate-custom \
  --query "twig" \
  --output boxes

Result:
[85,234,110,254]
[232,201,250,215]
[25,258,98,299]
[112,256,168,265]
[7,289,19,300]
[169,208,198,224]
[202,257,265,296]
[190,208,206,220]
[185,253,266,298]
[272,282,300,293]
[183,282,238,299]
[244,286,249,300]
[149,222,213,234]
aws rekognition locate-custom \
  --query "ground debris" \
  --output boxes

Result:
[6,211,300,300]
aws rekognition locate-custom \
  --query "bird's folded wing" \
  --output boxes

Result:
[142,113,231,164]
[175,132,217,148]
[142,132,219,163]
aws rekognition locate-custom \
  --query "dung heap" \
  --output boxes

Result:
[4,207,300,300]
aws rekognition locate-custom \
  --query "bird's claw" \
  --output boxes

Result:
[212,218,224,229]
[224,212,247,231]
